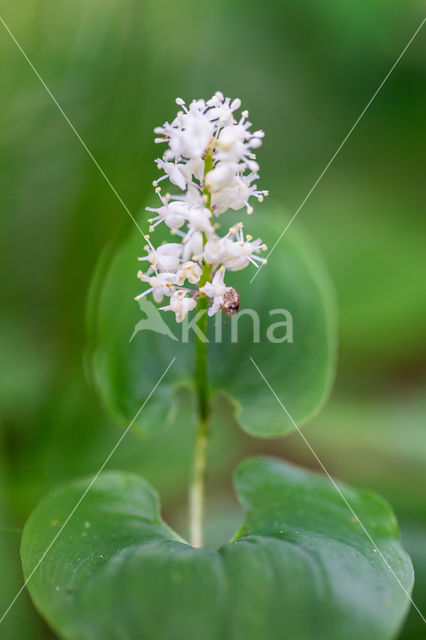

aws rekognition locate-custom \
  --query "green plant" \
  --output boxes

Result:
[21,93,413,639]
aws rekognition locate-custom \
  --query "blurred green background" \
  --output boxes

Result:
[0,1,425,638]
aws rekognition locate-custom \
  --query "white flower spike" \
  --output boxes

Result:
[135,92,268,321]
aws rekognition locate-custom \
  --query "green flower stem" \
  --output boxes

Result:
[189,257,212,548]
[189,265,212,548]
[194,267,211,423]
[189,150,213,547]
[202,150,213,210]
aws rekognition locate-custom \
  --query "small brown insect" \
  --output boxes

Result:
[221,287,240,317]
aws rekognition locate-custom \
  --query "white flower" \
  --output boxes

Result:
[138,242,182,272]
[156,100,214,161]
[152,93,267,216]
[175,261,203,286]
[225,237,267,271]
[167,184,205,213]
[185,206,214,236]
[205,93,241,127]
[180,158,204,183]
[154,160,188,190]
[173,184,205,208]
[212,173,268,215]
[182,231,203,261]
[215,113,264,169]
[201,268,229,316]
[202,236,238,266]
[135,272,176,303]
[204,162,236,193]
[217,124,245,152]
[160,290,196,323]
[215,124,262,166]
[136,92,269,324]
[145,199,189,231]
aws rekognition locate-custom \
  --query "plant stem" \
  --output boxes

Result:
[189,149,213,547]
[202,151,213,210]
[194,278,210,423]
[189,422,208,546]
[189,266,210,548]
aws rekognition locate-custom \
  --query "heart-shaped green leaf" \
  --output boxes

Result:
[86,207,336,436]
[22,457,412,640]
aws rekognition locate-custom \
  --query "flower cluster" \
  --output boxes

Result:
[135,91,268,323]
